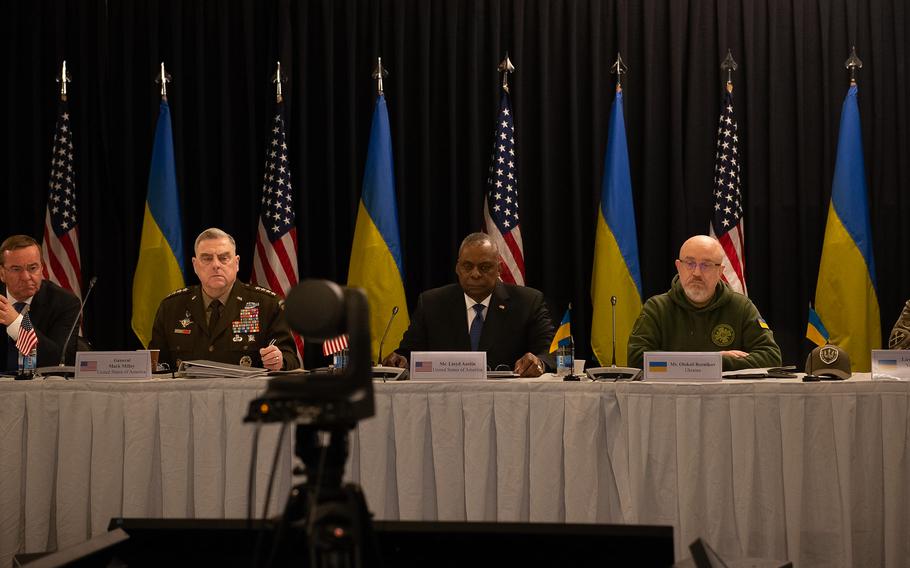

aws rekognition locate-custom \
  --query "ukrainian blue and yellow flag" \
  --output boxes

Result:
[347,93,410,361]
[814,83,880,371]
[131,100,186,347]
[591,85,642,366]
[549,306,572,353]
[806,305,830,347]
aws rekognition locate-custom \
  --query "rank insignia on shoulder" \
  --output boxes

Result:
[758,318,770,330]
[253,285,278,297]
[165,287,189,298]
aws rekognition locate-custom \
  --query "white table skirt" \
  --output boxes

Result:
[348,376,910,567]
[0,377,292,566]
[2,375,909,567]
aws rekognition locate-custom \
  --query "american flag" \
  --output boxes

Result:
[42,99,83,298]
[483,89,525,285]
[16,310,39,356]
[322,334,348,357]
[250,102,304,355]
[709,84,747,295]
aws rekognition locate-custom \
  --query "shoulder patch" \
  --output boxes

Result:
[165,287,190,298]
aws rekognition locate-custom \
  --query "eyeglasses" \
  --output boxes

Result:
[197,253,235,266]
[2,263,42,276]
[458,261,497,274]
[678,259,723,273]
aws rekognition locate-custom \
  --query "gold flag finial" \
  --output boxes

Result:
[272,61,285,103]
[721,49,738,92]
[372,57,389,95]
[497,54,515,93]
[845,46,863,85]
[610,52,628,91]
[56,60,72,100]
[155,62,172,100]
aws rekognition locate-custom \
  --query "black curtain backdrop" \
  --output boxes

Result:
[3,0,909,367]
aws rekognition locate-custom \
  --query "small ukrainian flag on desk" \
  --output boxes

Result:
[549,306,572,353]
[806,305,830,347]
[648,361,668,373]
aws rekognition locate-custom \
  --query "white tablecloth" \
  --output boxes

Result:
[348,376,910,567]
[0,377,292,566]
[2,375,909,567]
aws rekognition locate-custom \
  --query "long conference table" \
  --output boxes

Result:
[1,374,909,567]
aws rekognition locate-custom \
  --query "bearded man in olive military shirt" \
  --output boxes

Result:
[627,235,781,371]
[150,228,299,371]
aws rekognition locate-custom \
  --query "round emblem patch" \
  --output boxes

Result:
[239,355,253,367]
[711,324,735,347]
[819,345,839,365]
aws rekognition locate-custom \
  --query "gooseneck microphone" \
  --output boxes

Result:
[376,306,399,364]
[588,294,641,381]
[58,276,98,367]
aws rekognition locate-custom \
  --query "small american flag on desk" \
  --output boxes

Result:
[483,87,525,285]
[16,311,39,356]
[250,98,304,356]
[414,361,433,373]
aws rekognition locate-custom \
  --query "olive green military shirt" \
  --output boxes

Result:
[627,275,782,371]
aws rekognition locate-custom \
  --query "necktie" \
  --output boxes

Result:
[469,304,485,351]
[209,299,222,331]
[6,302,27,372]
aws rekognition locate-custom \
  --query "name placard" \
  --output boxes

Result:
[409,351,487,381]
[75,351,152,380]
[643,351,723,382]
[871,349,910,381]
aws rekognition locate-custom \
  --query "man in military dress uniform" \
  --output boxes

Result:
[150,228,299,371]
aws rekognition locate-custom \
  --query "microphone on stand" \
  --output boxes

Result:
[37,276,97,378]
[377,305,399,365]
[374,306,406,381]
[587,295,641,381]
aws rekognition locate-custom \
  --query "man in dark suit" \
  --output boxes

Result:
[382,233,554,377]
[1,235,81,373]
[149,228,299,371]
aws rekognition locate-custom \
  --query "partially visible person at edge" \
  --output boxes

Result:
[888,300,910,349]
[1,235,81,372]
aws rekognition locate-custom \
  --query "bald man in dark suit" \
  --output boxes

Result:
[382,233,554,376]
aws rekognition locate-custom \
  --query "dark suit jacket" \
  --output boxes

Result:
[2,280,81,371]
[396,282,555,369]
[149,280,299,371]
